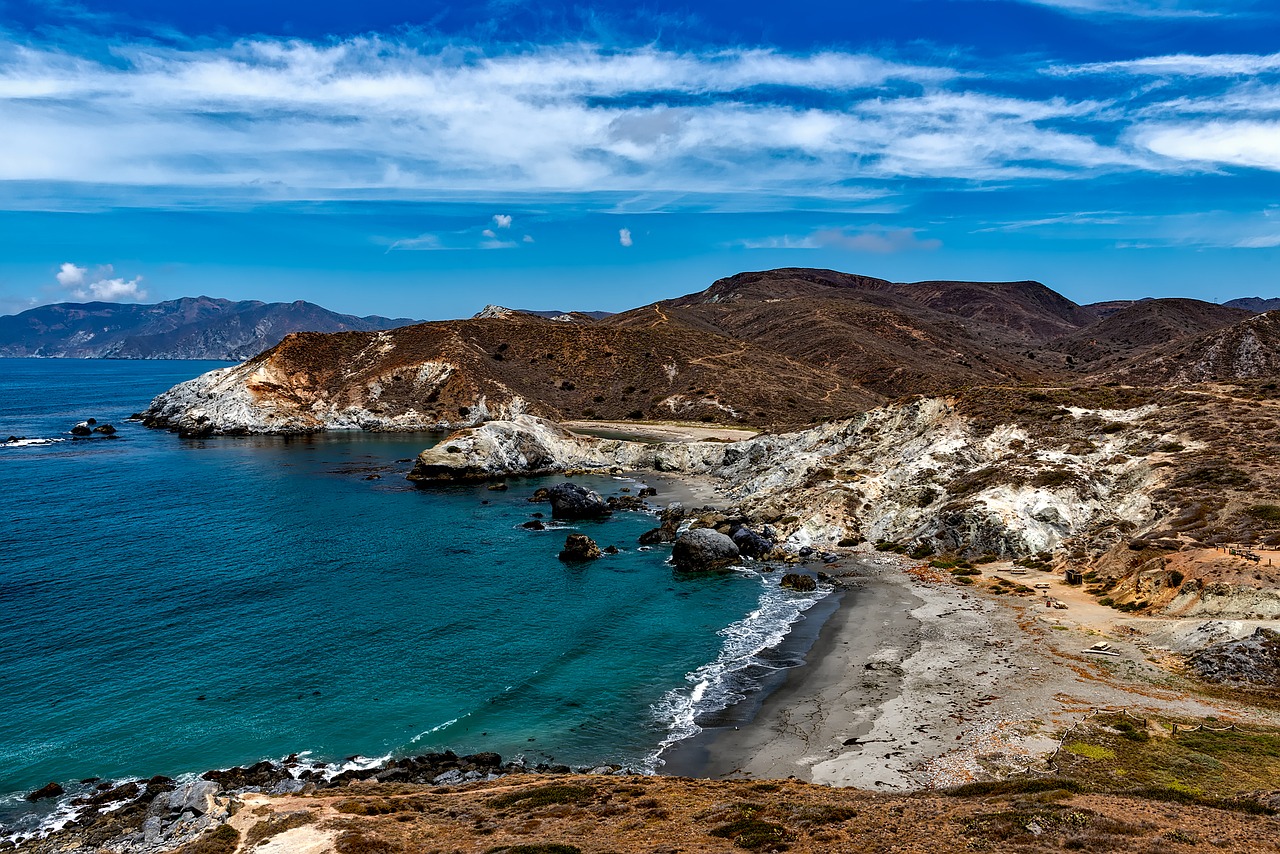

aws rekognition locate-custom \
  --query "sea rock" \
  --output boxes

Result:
[732,526,774,559]
[781,573,818,592]
[671,528,740,573]
[521,520,546,531]
[201,760,289,789]
[638,487,658,497]
[26,782,64,802]
[92,423,117,435]
[73,781,140,807]
[529,487,551,502]
[547,482,612,520]
[559,534,602,562]
[70,421,92,436]
[487,482,509,491]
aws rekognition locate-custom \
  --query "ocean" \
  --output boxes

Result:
[0,358,827,837]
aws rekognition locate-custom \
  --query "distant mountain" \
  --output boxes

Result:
[1225,297,1280,313]
[0,297,420,360]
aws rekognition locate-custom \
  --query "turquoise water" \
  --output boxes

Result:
[0,359,822,825]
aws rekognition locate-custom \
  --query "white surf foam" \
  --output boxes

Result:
[646,568,830,769]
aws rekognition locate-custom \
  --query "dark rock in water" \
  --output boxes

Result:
[559,533,602,562]
[798,546,814,557]
[87,418,97,425]
[202,760,290,789]
[548,482,612,520]
[531,512,544,518]
[781,573,818,592]
[73,781,140,807]
[638,527,668,545]
[607,494,648,511]
[1189,628,1280,687]
[603,545,619,555]
[521,520,546,531]
[638,486,657,497]
[92,423,116,435]
[671,528,740,572]
[6,435,24,443]
[364,474,381,480]
[638,502,687,545]
[70,421,92,436]
[732,526,774,559]
[528,487,551,503]
[469,752,502,768]
[487,482,509,491]
[26,782,64,802]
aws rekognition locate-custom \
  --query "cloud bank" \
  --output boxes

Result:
[2,34,1280,207]
[55,263,147,302]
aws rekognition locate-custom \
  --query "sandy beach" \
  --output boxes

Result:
[562,419,759,444]
[660,558,1279,789]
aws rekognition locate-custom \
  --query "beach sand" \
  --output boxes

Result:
[563,419,759,444]
[660,559,1271,790]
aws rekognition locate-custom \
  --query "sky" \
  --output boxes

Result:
[1,0,1279,319]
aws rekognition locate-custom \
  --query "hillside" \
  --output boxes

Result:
[140,269,1280,435]
[140,313,878,435]
[0,297,418,360]
[1109,311,1280,383]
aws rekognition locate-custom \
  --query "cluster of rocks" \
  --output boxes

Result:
[69,418,117,437]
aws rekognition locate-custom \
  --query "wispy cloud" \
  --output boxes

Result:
[1008,0,1247,18]
[740,226,941,253]
[1047,51,1280,77]
[388,215,529,251]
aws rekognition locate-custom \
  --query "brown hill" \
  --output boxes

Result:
[1057,299,1251,371]
[1108,310,1280,384]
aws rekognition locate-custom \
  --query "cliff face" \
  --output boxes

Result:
[0,296,418,360]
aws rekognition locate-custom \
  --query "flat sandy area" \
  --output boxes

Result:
[661,558,1280,789]
[562,420,759,444]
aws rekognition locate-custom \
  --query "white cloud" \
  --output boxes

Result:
[618,228,633,247]
[1048,52,1280,77]
[1132,120,1280,169]
[55,263,148,302]
[56,262,86,286]
[482,228,497,238]
[492,214,512,228]
[522,234,535,243]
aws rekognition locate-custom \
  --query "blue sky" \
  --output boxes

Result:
[1,0,1278,318]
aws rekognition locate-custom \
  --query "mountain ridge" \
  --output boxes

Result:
[0,296,419,360]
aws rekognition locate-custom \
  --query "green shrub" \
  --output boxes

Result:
[488,785,595,810]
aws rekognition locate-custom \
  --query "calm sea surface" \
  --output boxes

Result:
[0,359,822,827]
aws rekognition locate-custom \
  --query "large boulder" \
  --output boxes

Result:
[70,421,92,436]
[781,573,818,592]
[638,502,686,545]
[732,526,774,559]
[671,528,740,573]
[92,423,117,435]
[26,782,64,802]
[558,534,602,562]
[548,483,612,520]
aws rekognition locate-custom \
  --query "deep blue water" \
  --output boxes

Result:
[0,359,823,831]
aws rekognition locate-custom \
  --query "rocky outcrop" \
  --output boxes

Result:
[408,395,1169,558]
[559,534,603,562]
[671,529,740,572]
[1189,628,1280,688]
[26,782,64,802]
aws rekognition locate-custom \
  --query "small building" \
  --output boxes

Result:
[1064,567,1083,585]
